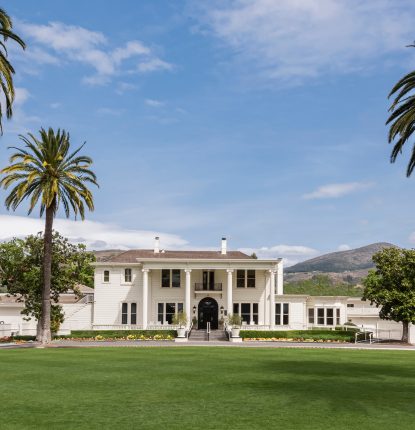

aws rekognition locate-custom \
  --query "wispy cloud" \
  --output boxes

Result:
[303,182,374,200]
[96,107,123,116]
[16,21,173,85]
[0,215,187,250]
[239,244,319,266]
[193,0,415,84]
[145,98,165,107]
[337,244,351,251]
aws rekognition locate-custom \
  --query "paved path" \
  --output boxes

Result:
[1,340,415,350]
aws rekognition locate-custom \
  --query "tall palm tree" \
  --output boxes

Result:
[386,44,415,177]
[0,128,98,344]
[0,8,26,133]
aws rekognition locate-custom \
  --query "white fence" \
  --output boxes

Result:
[92,324,180,331]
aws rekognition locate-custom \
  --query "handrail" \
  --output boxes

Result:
[355,331,373,344]
[186,321,193,339]
[194,283,223,291]
[207,322,211,341]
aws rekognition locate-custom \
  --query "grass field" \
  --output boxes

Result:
[1,347,415,429]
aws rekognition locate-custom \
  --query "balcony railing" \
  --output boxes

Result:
[194,283,223,291]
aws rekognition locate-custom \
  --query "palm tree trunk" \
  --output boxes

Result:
[402,321,409,343]
[38,202,55,345]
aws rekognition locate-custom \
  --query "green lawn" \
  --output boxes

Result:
[1,347,415,429]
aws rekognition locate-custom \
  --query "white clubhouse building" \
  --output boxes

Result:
[0,237,406,340]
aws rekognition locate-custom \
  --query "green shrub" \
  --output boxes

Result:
[11,335,36,341]
[239,330,355,342]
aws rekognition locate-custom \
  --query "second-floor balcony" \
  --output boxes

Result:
[194,283,223,291]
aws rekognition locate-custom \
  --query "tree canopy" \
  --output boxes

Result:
[362,247,415,342]
[0,231,95,332]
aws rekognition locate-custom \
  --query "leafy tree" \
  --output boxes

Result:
[0,8,25,133]
[250,252,258,259]
[386,43,415,176]
[0,232,95,334]
[0,128,98,343]
[362,247,415,342]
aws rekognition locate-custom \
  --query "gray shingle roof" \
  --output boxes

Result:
[106,249,253,263]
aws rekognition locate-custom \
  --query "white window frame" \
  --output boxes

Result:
[232,302,259,324]
[124,268,132,283]
[161,269,181,288]
[311,307,340,326]
[275,303,289,326]
[236,270,256,289]
[157,302,184,324]
[121,302,137,325]
[103,270,110,283]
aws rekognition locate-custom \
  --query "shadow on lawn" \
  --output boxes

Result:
[238,357,415,415]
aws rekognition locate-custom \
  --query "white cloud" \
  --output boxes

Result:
[14,87,30,106]
[303,182,374,200]
[194,0,415,84]
[50,102,61,109]
[239,244,319,267]
[115,82,138,95]
[145,98,165,107]
[0,215,187,250]
[337,244,351,251]
[17,21,173,85]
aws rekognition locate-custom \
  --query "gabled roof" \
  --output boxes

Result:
[105,249,253,263]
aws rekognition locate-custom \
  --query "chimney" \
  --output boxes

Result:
[221,237,227,255]
[154,236,160,253]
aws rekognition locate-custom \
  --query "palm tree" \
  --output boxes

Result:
[0,128,98,344]
[0,8,26,133]
[386,44,415,177]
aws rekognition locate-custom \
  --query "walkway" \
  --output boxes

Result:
[1,340,415,350]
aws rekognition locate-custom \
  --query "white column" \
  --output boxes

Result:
[185,269,192,327]
[226,269,233,316]
[276,260,284,295]
[269,270,276,328]
[142,269,149,329]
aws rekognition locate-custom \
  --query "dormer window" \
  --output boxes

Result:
[104,270,110,283]
[125,268,132,283]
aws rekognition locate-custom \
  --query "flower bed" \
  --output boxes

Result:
[54,330,176,341]
[240,330,356,342]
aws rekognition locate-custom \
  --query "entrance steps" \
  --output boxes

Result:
[189,329,227,342]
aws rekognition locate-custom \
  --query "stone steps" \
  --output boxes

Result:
[189,330,227,342]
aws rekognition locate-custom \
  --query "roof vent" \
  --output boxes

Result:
[221,237,227,255]
[154,236,160,254]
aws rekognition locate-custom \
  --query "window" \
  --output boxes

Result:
[308,308,315,324]
[316,307,339,325]
[121,302,137,324]
[326,308,334,325]
[347,303,354,308]
[283,303,289,325]
[103,270,110,282]
[233,303,258,324]
[162,269,170,288]
[247,270,256,288]
[124,268,132,283]
[241,303,250,323]
[161,269,181,288]
[157,302,184,324]
[131,303,137,325]
[121,303,128,324]
[236,270,256,288]
[166,303,176,324]
[253,303,258,324]
[172,269,181,288]
[275,303,289,325]
[236,270,245,288]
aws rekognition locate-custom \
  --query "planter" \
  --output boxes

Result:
[231,327,240,338]
[177,327,186,338]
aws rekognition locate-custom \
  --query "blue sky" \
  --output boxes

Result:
[1,0,415,265]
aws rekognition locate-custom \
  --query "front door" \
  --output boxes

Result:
[202,271,215,290]
[198,297,219,329]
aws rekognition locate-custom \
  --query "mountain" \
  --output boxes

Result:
[285,242,397,274]
[93,249,125,262]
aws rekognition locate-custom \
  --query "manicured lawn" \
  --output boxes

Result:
[1,347,415,429]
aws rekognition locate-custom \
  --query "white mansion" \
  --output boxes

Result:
[0,237,405,339]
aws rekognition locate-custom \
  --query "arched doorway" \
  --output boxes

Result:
[198,297,218,330]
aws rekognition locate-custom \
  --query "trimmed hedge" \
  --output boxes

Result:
[240,330,356,342]
[11,335,36,341]
[55,330,177,339]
